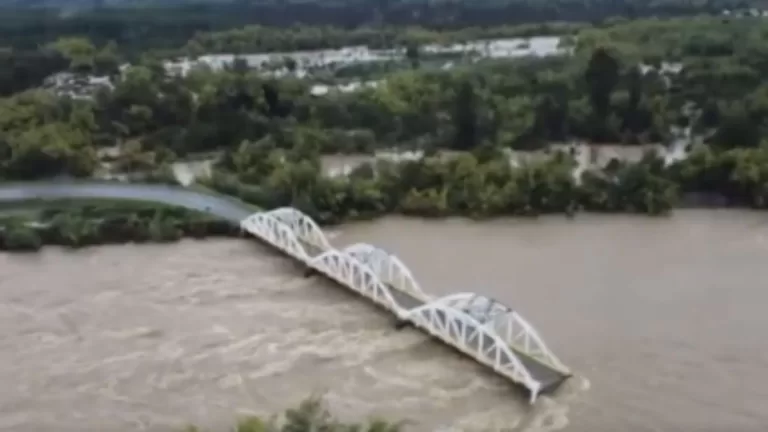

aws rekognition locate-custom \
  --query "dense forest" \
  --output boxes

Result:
[0,0,754,51]
[3,5,768,248]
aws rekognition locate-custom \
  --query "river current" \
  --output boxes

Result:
[1,210,767,431]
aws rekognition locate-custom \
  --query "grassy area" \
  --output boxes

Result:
[0,192,247,252]
[0,197,213,221]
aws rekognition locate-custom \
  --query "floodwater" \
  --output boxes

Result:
[1,210,768,431]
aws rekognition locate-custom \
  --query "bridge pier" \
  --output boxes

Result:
[394,319,413,330]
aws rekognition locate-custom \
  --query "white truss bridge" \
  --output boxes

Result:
[240,207,571,403]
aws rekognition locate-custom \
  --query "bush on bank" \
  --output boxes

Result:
[203,137,768,224]
[0,201,240,252]
[0,223,43,251]
[186,397,403,432]
[201,140,677,223]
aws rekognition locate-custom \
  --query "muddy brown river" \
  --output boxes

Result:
[1,210,767,431]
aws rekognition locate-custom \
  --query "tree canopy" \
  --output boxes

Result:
[2,12,768,225]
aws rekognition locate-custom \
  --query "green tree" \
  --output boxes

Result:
[453,78,479,151]
[584,47,620,138]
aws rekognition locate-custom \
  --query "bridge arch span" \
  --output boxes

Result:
[427,293,569,374]
[240,213,309,261]
[309,249,403,314]
[265,207,331,252]
[403,300,542,402]
[343,243,427,300]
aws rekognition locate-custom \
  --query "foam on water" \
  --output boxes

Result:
[0,239,582,432]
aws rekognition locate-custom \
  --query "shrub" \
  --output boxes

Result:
[1,225,42,251]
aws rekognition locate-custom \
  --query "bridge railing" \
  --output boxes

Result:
[239,207,568,402]
[426,293,570,374]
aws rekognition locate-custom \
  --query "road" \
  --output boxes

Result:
[0,181,255,222]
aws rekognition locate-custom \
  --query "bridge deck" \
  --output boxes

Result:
[387,284,569,393]
[283,239,569,398]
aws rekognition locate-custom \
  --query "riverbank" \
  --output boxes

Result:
[204,143,768,223]
[0,151,762,254]
[0,181,260,251]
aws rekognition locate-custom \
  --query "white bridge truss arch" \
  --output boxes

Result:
[265,207,331,252]
[426,293,570,374]
[310,249,403,314]
[240,213,309,261]
[343,243,427,301]
[239,207,569,403]
[403,300,541,399]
